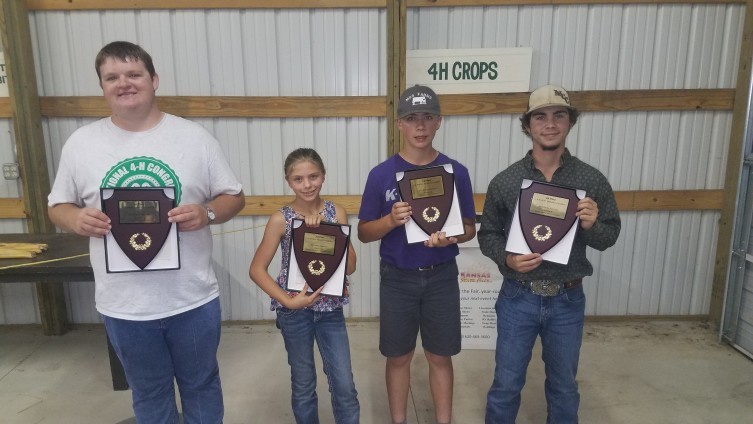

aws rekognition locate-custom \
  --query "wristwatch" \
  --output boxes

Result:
[205,205,216,224]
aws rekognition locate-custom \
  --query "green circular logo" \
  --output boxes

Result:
[101,156,182,204]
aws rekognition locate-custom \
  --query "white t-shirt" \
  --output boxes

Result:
[48,113,243,320]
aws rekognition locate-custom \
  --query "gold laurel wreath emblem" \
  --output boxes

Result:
[129,232,152,251]
[307,260,326,276]
[422,206,441,223]
[532,225,553,242]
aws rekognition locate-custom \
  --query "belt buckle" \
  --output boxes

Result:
[529,280,560,297]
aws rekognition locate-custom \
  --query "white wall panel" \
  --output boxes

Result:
[408,4,744,89]
[0,4,742,323]
[408,4,740,321]
[0,120,21,199]
[591,210,719,316]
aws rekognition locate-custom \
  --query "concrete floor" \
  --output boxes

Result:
[2,320,753,424]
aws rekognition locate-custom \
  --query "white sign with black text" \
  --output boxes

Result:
[457,223,502,350]
[0,56,7,97]
[406,48,532,95]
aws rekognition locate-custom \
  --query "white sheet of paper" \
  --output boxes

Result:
[104,225,179,272]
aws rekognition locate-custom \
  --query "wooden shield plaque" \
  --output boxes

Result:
[101,187,177,271]
[397,165,456,236]
[291,219,349,291]
[518,181,580,254]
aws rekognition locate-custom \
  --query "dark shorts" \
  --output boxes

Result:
[379,260,461,357]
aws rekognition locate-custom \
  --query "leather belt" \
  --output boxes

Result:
[417,260,453,271]
[516,278,582,297]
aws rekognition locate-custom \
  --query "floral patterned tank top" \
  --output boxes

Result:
[271,200,350,312]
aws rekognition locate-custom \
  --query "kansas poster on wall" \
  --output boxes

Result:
[457,223,502,350]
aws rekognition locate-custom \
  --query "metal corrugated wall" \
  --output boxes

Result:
[0,4,744,324]
[410,4,742,316]
[30,8,389,322]
[721,68,753,357]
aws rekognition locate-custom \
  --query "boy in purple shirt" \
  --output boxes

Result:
[358,85,476,424]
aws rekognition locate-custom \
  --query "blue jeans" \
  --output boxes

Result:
[104,297,223,424]
[276,307,360,424]
[486,279,586,424]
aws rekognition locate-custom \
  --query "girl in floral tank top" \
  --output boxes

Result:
[249,148,360,423]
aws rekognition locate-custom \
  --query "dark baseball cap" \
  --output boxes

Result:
[397,85,441,118]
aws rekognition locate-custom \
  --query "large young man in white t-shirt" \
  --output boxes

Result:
[48,41,245,423]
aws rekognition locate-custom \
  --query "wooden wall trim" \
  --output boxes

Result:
[442,89,734,116]
[26,0,745,11]
[0,100,10,117]
[0,89,733,119]
[0,198,25,219]
[38,96,387,118]
[3,189,725,219]
[26,0,387,10]
[408,0,743,5]
[613,190,724,211]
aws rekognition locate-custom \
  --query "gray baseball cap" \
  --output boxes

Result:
[397,85,441,118]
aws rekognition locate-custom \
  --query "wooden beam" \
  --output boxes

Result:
[711,0,753,326]
[0,1,54,233]
[242,195,364,216]
[1,0,67,336]
[0,198,25,218]
[3,190,722,220]
[9,89,732,120]
[388,0,408,156]
[440,89,734,116]
[37,96,386,118]
[408,0,743,5]
[613,190,724,211]
[571,89,734,112]
[26,0,745,10]
[0,98,10,116]
[27,0,387,10]
[279,190,726,214]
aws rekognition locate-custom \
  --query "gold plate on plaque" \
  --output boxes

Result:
[410,176,445,200]
[303,233,336,256]
[530,193,570,220]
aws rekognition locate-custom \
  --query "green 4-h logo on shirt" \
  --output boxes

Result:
[101,156,183,204]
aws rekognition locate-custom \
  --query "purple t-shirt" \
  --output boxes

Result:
[358,153,476,269]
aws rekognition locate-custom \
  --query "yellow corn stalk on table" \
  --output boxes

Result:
[0,242,49,258]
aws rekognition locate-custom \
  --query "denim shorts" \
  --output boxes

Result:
[379,260,461,357]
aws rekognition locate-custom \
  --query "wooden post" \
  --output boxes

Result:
[387,0,406,156]
[710,0,753,326]
[0,0,68,335]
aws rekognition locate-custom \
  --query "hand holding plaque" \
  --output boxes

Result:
[101,187,180,272]
[396,164,465,244]
[285,219,350,297]
[505,179,585,264]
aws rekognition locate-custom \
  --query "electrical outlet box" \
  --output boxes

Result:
[3,163,20,180]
